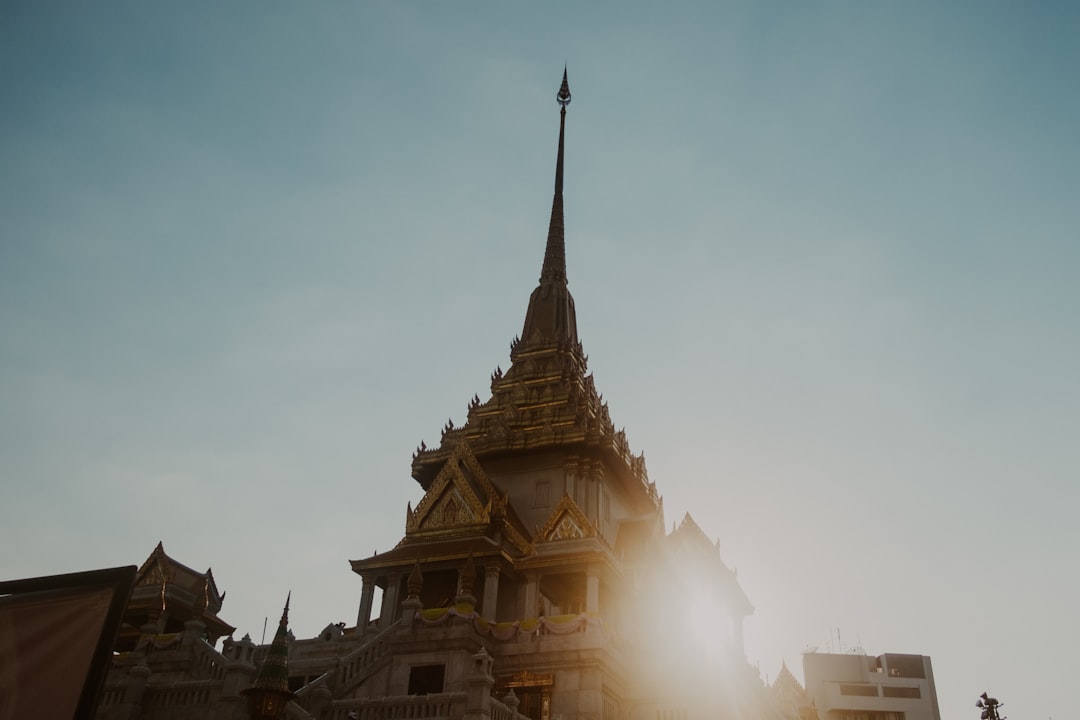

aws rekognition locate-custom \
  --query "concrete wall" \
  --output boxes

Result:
[803,652,941,720]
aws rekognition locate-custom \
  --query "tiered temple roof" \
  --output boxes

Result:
[352,443,534,573]
[411,69,657,512]
[116,541,235,651]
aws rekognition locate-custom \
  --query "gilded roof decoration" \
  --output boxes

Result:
[423,488,478,530]
[537,493,598,543]
[403,442,534,557]
[408,446,490,535]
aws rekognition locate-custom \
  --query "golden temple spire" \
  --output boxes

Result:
[521,68,579,345]
[540,66,572,285]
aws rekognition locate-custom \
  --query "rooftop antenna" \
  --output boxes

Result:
[261,616,268,645]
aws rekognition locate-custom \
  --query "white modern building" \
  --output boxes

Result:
[802,652,942,720]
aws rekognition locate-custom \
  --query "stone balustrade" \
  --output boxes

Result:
[142,679,217,711]
[329,691,465,720]
[336,619,399,694]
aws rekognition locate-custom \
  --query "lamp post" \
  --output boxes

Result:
[976,691,1005,720]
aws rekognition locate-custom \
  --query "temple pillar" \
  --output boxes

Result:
[585,569,600,617]
[378,574,400,629]
[482,565,500,621]
[357,574,376,632]
[577,666,603,720]
[182,617,206,647]
[523,572,539,619]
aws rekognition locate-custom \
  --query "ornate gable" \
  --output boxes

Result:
[536,493,597,542]
[407,443,491,534]
[136,543,174,589]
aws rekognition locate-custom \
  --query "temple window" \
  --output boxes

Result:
[407,664,445,695]
[534,480,550,507]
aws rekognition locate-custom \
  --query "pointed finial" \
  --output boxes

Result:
[407,561,424,599]
[459,554,477,595]
[557,66,571,108]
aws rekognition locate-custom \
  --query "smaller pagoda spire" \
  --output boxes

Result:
[407,561,424,600]
[244,594,295,718]
[456,554,478,606]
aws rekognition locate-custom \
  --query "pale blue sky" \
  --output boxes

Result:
[2,3,1077,719]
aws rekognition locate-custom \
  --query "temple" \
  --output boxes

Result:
[92,71,815,720]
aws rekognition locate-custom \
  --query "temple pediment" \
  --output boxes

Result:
[403,443,533,556]
[536,493,597,543]
[407,444,491,534]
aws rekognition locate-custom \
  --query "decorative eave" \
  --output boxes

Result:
[349,537,523,578]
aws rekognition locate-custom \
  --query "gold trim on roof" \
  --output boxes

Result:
[536,493,597,543]
[409,444,490,534]
[404,443,535,556]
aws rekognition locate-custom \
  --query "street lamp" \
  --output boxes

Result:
[976,691,1005,720]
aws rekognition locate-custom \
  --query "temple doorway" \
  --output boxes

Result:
[498,670,553,720]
